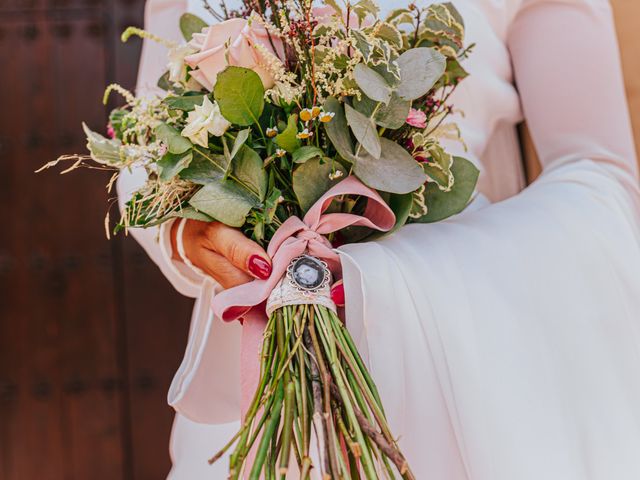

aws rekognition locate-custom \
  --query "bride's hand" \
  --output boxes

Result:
[171,219,272,289]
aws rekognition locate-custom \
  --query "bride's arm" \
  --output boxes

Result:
[116,0,207,298]
[508,0,638,185]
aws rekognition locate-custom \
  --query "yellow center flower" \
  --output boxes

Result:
[296,128,313,139]
[266,127,278,138]
[299,108,313,122]
[319,112,335,123]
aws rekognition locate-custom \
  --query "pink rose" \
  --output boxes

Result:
[406,108,427,129]
[185,18,284,91]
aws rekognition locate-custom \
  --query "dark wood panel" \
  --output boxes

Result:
[0,1,192,479]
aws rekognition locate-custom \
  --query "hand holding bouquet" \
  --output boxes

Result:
[41,0,478,477]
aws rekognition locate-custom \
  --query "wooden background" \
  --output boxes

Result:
[0,1,638,479]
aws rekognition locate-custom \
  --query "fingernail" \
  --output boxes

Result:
[330,282,345,306]
[224,306,250,321]
[248,255,272,279]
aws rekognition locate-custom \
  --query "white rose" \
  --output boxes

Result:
[167,43,198,84]
[181,96,231,148]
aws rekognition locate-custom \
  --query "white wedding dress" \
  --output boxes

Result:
[119,0,640,478]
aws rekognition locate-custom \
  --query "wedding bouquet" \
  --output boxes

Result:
[41,0,477,477]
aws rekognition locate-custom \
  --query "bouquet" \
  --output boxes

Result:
[41,0,478,477]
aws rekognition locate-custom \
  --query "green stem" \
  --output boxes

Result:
[249,381,285,480]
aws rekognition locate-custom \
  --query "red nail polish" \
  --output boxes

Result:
[331,283,345,306]
[224,306,250,322]
[248,255,272,279]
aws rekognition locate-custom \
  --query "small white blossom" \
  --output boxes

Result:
[328,169,344,180]
[181,96,231,148]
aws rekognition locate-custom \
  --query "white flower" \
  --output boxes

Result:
[167,43,197,83]
[328,169,344,180]
[181,96,231,148]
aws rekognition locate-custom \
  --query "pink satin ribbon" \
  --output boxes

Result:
[211,175,396,417]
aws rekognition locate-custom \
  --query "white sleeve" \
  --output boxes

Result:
[116,0,206,298]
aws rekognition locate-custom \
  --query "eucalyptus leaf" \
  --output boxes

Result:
[292,146,324,164]
[157,151,193,181]
[353,92,410,130]
[167,207,215,223]
[323,97,354,161]
[164,93,206,112]
[275,114,301,153]
[353,63,392,104]
[213,66,265,126]
[232,146,268,200]
[179,150,225,184]
[396,47,446,101]
[353,138,427,193]
[82,123,122,165]
[413,156,479,223]
[293,158,347,213]
[189,181,256,227]
[154,122,192,154]
[179,13,208,41]
[345,103,381,159]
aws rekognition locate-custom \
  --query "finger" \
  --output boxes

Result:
[204,223,272,280]
[197,248,253,289]
[330,280,345,307]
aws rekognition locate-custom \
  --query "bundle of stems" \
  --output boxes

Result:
[209,303,415,479]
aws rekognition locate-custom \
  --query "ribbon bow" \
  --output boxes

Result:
[211,175,395,416]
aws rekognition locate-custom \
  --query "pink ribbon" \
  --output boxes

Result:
[211,175,396,416]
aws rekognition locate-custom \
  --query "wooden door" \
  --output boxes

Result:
[0,1,193,479]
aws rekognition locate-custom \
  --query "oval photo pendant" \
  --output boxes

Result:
[290,255,327,291]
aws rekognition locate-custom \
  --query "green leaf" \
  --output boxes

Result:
[166,207,215,223]
[230,128,251,159]
[213,66,265,126]
[232,146,268,201]
[275,114,301,153]
[353,92,410,130]
[154,122,192,154]
[388,192,414,232]
[323,97,354,160]
[353,63,392,104]
[157,151,193,181]
[412,156,479,223]
[353,138,426,193]
[373,22,403,48]
[164,93,206,112]
[157,71,172,91]
[292,146,324,164]
[179,13,208,41]
[264,187,282,223]
[422,143,454,191]
[82,123,122,165]
[179,150,225,184]
[293,157,347,213]
[345,103,381,159]
[353,0,380,23]
[189,180,256,227]
[368,192,412,240]
[396,47,447,101]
